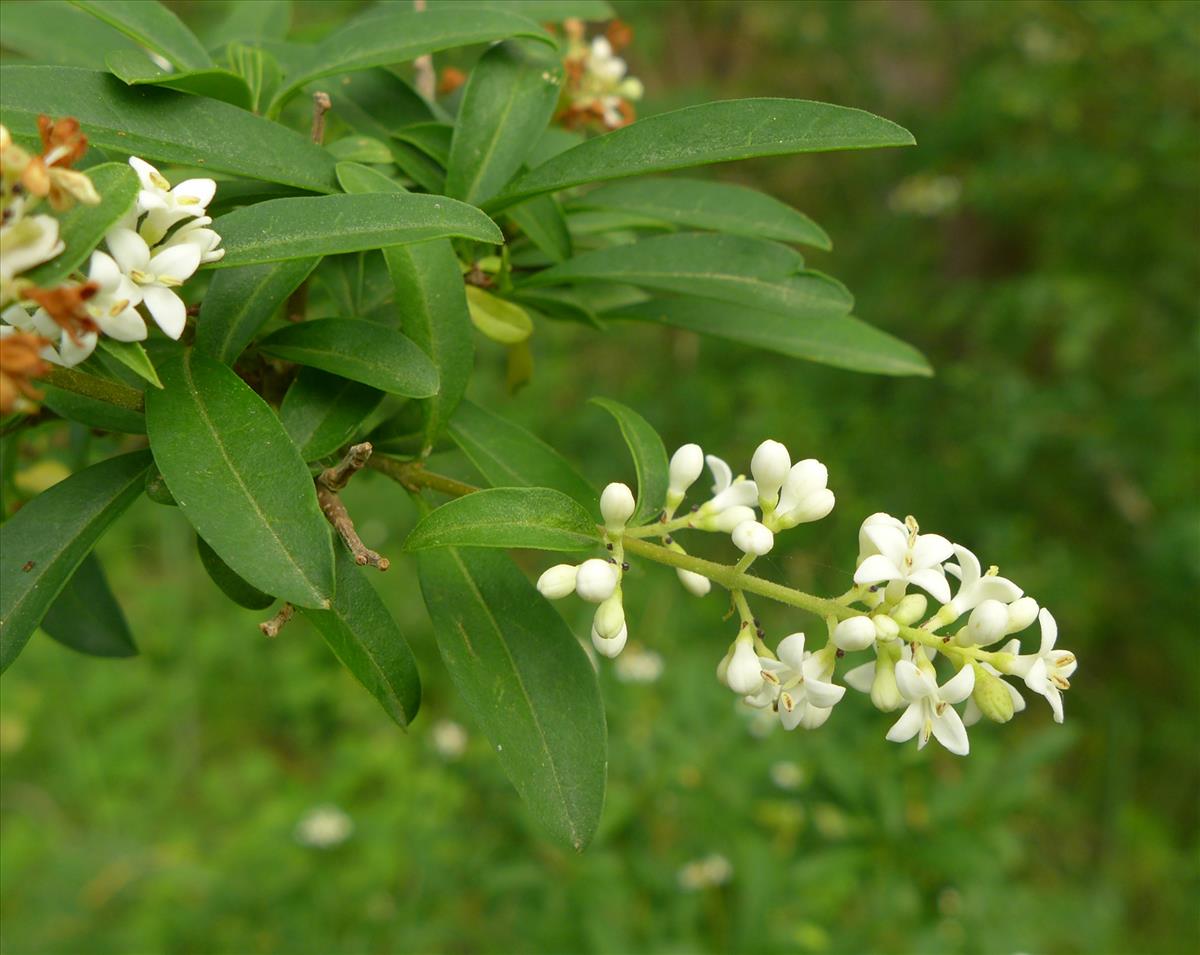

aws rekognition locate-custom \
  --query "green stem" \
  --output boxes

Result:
[41,367,145,412]
[368,456,480,498]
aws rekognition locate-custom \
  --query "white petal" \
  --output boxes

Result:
[172,178,217,209]
[1046,685,1065,723]
[865,524,908,566]
[141,285,187,339]
[974,576,1023,604]
[893,659,933,702]
[1023,657,1050,694]
[911,533,953,569]
[591,622,627,658]
[797,703,833,730]
[950,543,981,585]
[804,678,845,709]
[87,250,123,291]
[1037,608,1058,654]
[96,304,147,342]
[886,703,923,743]
[706,454,732,493]
[54,329,98,366]
[726,640,765,695]
[731,520,773,556]
[854,553,901,585]
[778,696,803,731]
[843,661,875,693]
[962,698,982,727]
[106,227,150,274]
[128,156,166,192]
[939,664,976,704]
[907,567,952,605]
[1051,650,1078,679]
[930,706,969,755]
[775,632,806,672]
[148,243,201,283]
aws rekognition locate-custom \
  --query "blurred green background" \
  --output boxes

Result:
[3,1,1198,953]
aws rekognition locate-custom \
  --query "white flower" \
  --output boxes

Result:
[856,512,906,565]
[294,805,353,849]
[845,643,907,712]
[696,504,756,533]
[700,454,758,513]
[667,443,704,510]
[600,481,635,531]
[833,615,876,652]
[724,638,764,695]
[1005,609,1076,723]
[676,566,711,597]
[591,619,627,658]
[771,459,835,529]
[0,213,64,301]
[677,853,732,891]
[1005,596,1040,634]
[755,634,846,730]
[854,518,954,604]
[84,251,146,341]
[963,662,1026,726]
[431,719,469,760]
[731,519,773,556]
[537,563,578,599]
[943,544,1022,616]
[886,659,975,755]
[587,36,627,83]
[963,598,1010,646]
[614,645,664,684]
[160,215,224,264]
[574,558,619,603]
[751,439,790,505]
[106,225,201,339]
[2,304,96,367]
[129,156,216,245]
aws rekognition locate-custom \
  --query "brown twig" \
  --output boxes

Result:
[260,603,294,637]
[411,0,436,102]
[317,442,389,570]
[310,91,332,145]
[367,456,480,498]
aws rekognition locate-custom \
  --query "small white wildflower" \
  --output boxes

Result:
[757,634,845,731]
[1004,609,1075,723]
[886,659,975,755]
[431,719,469,760]
[294,804,353,849]
[128,156,216,244]
[771,459,835,529]
[854,516,954,604]
[614,645,664,684]
[105,225,201,339]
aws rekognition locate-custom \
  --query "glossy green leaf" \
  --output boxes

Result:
[417,546,606,850]
[196,535,274,610]
[39,383,145,434]
[72,0,213,70]
[336,163,474,453]
[327,136,393,165]
[570,177,831,250]
[0,449,151,673]
[226,42,282,114]
[144,466,176,506]
[258,319,438,398]
[325,69,433,139]
[607,297,933,377]
[0,1,141,69]
[280,368,385,461]
[492,98,914,209]
[299,548,421,728]
[40,553,137,658]
[96,339,162,389]
[449,399,597,515]
[446,40,564,205]
[270,8,554,112]
[509,195,572,262]
[22,163,138,288]
[509,288,601,329]
[590,397,668,527]
[426,0,613,19]
[393,123,453,167]
[194,259,319,365]
[405,488,600,552]
[390,141,446,194]
[144,351,334,609]
[0,67,338,193]
[106,49,252,109]
[465,287,533,344]
[211,193,502,268]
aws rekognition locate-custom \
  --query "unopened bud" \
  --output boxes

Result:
[732,520,774,556]
[591,621,627,658]
[697,504,756,532]
[593,593,625,640]
[668,443,704,498]
[575,558,619,603]
[971,663,1016,723]
[726,639,764,695]
[965,599,1009,646]
[751,439,790,503]
[833,616,876,652]
[600,481,636,531]
[870,644,904,712]
[1005,596,1039,634]
[676,567,711,597]
[536,563,577,599]
[892,593,928,626]
[873,614,900,641]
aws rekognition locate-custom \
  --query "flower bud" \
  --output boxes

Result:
[600,481,636,531]
[965,599,1009,646]
[891,593,928,626]
[1005,596,1039,634]
[676,567,711,597]
[697,504,756,532]
[870,646,904,712]
[536,563,578,599]
[668,443,704,497]
[591,621,628,658]
[575,558,619,603]
[751,439,791,503]
[716,648,733,686]
[971,663,1016,723]
[732,520,774,556]
[726,638,764,695]
[833,616,876,652]
[593,593,625,640]
[873,614,900,641]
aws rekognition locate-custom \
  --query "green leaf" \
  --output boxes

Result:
[196,535,274,610]
[270,7,554,112]
[323,69,433,139]
[589,397,668,527]
[22,163,138,288]
[257,319,438,398]
[448,399,597,515]
[492,98,915,210]
[71,0,213,70]
[426,0,613,19]
[39,383,145,434]
[96,339,162,389]
[299,548,421,728]
[105,49,252,110]
[280,368,385,461]
[226,42,282,114]
[465,287,533,344]
[0,450,150,673]
[607,297,933,377]
[523,232,852,317]
[417,547,606,850]
[509,195,572,262]
[327,136,393,164]
[446,40,564,205]
[336,162,474,453]
[405,488,600,552]
[202,0,291,46]
[194,259,319,365]
[509,288,601,329]
[393,122,453,167]
[0,67,338,193]
[570,177,831,250]
[40,552,137,658]
[144,351,335,609]
[0,1,141,69]
[210,193,502,268]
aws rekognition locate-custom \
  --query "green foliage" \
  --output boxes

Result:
[40,551,137,658]
[590,397,669,527]
[194,259,319,364]
[405,488,600,552]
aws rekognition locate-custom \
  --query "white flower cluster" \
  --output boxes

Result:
[562,22,645,130]
[1,156,222,367]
